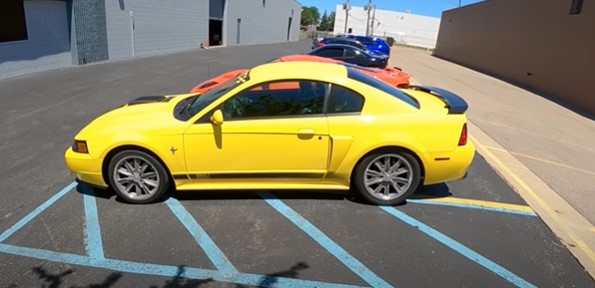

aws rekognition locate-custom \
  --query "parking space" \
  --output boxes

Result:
[1,40,593,287]
[2,155,593,287]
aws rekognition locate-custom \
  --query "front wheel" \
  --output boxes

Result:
[353,151,421,205]
[107,150,170,204]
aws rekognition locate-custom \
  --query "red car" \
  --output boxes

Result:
[190,55,410,93]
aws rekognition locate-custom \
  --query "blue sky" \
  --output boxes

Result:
[297,0,483,18]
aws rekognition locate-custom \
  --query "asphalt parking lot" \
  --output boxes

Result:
[1,40,593,287]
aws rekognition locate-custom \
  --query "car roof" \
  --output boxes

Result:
[328,37,361,43]
[314,44,366,52]
[312,44,381,59]
[352,35,387,43]
[248,61,348,82]
[278,54,341,64]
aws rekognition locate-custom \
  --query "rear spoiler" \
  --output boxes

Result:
[409,85,468,114]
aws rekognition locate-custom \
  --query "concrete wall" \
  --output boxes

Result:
[73,0,109,65]
[333,5,441,49]
[0,0,302,80]
[0,1,71,79]
[435,0,595,115]
[104,0,208,60]
[226,0,301,45]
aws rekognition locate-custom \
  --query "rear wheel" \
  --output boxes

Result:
[108,150,170,204]
[353,151,421,205]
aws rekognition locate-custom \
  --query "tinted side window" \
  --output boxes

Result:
[355,52,367,59]
[222,80,326,119]
[327,85,364,114]
[316,48,343,58]
[344,49,356,58]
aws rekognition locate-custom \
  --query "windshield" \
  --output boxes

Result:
[187,75,244,117]
[353,37,375,45]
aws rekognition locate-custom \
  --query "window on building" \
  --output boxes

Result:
[263,0,266,8]
[570,0,583,14]
[0,0,28,43]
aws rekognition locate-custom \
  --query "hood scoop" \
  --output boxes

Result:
[127,96,174,106]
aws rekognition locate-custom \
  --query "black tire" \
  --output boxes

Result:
[107,150,170,204]
[353,150,421,205]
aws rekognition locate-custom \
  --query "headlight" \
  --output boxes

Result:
[72,140,89,153]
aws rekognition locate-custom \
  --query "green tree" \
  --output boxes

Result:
[319,10,329,31]
[328,11,335,31]
[300,6,320,26]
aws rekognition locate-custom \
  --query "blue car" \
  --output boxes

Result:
[337,35,391,56]
[313,37,388,59]
[307,44,388,68]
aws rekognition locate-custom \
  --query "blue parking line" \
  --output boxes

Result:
[259,192,392,288]
[406,199,538,217]
[0,243,363,288]
[82,185,105,261]
[0,180,365,288]
[379,206,537,288]
[0,181,76,243]
[164,197,239,277]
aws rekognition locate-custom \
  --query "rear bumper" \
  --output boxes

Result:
[64,148,108,188]
[423,140,475,185]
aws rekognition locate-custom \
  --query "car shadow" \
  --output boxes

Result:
[414,183,453,198]
[76,181,454,206]
[170,189,353,203]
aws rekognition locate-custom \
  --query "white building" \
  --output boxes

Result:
[333,4,441,49]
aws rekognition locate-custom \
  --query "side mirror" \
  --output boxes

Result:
[210,110,224,126]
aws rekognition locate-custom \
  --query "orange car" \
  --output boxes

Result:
[275,54,410,88]
[189,55,410,94]
[190,69,247,94]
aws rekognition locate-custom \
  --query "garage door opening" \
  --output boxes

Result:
[209,19,223,47]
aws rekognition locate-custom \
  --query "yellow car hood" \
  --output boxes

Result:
[76,95,188,139]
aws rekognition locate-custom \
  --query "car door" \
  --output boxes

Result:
[183,80,330,179]
[343,48,364,66]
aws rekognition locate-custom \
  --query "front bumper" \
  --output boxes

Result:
[64,147,108,188]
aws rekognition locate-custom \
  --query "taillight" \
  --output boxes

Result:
[458,123,468,146]
[316,42,324,47]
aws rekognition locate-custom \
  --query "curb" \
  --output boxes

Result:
[469,122,595,278]
[408,76,595,279]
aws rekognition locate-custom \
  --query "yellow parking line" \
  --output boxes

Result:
[412,195,534,213]
[483,145,595,176]
[470,135,595,264]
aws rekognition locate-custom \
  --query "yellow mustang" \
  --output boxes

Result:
[65,62,474,205]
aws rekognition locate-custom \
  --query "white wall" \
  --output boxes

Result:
[226,0,301,46]
[104,0,208,60]
[333,5,441,49]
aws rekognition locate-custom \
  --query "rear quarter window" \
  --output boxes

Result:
[327,85,364,114]
[347,68,419,108]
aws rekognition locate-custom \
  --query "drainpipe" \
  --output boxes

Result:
[130,11,135,57]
